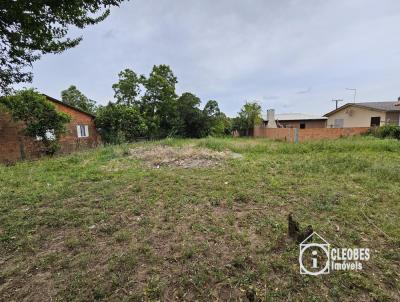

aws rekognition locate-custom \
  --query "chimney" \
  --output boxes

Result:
[396,97,400,106]
[267,109,277,128]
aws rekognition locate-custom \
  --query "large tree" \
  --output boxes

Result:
[61,85,97,114]
[112,69,142,106]
[0,89,71,154]
[235,102,262,136]
[142,65,178,138]
[0,0,126,94]
[175,92,207,138]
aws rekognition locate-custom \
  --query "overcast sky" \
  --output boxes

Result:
[28,0,400,117]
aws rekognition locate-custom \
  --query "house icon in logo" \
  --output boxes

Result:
[299,232,330,275]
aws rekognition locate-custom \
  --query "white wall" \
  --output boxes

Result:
[327,106,386,128]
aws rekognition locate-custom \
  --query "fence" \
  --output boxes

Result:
[253,127,369,142]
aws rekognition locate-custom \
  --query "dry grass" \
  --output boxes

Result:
[128,145,242,168]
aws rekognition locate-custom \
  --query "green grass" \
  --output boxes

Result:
[0,137,399,301]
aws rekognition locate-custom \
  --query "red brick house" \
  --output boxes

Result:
[0,94,101,163]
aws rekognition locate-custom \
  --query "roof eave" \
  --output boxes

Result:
[43,94,96,118]
[324,103,389,117]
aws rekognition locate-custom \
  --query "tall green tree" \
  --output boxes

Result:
[61,85,97,114]
[235,102,262,136]
[142,65,178,138]
[0,0,127,94]
[0,89,71,154]
[203,100,223,136]
[203,100,220,118]
[176,93,207,138]
[112,69,142,106]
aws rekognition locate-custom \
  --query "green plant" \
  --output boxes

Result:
[95,103,148,144]
[369,125,400,139]
[0,89,71,155]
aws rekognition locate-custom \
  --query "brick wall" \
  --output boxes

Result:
[0,99,101,163]
[253,127,369,142]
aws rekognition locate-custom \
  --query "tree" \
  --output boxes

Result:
[209,112,232,137]
[95,103,148,144]
[142,65,178,138]
[203,100,223,136]
[235,102,262,136]
[175,93,207,138]
[0,0,126,94]
[61,85,97,114]
[0,89,71,154]
[112,69,142,106]
[203,100,220,118]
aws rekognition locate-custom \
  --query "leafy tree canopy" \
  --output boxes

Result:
[203,100,220,118]
[0,89,71,154]
[112,69,142,106]
[175,92,205,138]
[142,65,178,138]
[61,85,97,114]
[235,102,262,135]
[0,0,126,94]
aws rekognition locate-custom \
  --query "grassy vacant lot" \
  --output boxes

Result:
[1,137,399,301]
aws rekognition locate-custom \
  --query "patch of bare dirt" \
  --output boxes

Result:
[129,145,242,168]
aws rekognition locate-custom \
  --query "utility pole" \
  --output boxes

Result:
[332,99,343,109]
[346,88,357,103]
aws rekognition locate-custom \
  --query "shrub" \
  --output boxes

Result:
[369,125,400,140]
[95,103,148,144]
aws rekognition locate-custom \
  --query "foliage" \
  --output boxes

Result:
[112,69,142,106]
[203,100,220,118]
[61,85,97,114]
[0,0,126,94]
[202,100,232,136]
[233,102,262,136]
[142,65,179,138]
[175,93,206,138]
[0,89,71,154]
[209,112,232,137]
[368,124,400,140]
[103,65,241,140]
[95,103,148,144]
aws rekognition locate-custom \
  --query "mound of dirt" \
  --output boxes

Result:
[129,145,242,168]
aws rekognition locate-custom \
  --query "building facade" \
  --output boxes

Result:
[0,95,101,163]
[324,102,400,128]
[263,113,327,129]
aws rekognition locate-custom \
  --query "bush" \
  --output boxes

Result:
[95,103,148,144]
[369,125,400,140]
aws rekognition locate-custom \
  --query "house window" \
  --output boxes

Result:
[77,125,89,138]
[36,129,56,141]
[370,117,381,127]
[334,119,344,128]
[300,123,306,129]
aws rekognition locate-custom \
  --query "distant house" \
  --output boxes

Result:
[324,100,400,128]
[263,112,327,129]
[0,94,101,163]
